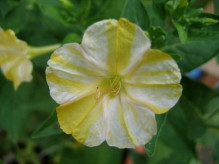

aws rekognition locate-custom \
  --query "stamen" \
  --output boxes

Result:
[94,76,122,99]
[110,77,121,96]
[110,81,121,95]
[94,87,101,101]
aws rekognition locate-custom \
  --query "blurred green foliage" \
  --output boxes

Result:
[0,0,219,163]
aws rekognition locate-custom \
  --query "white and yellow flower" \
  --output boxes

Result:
[46,18,182,148]
[0,27,60,90]
[0,27,32,90]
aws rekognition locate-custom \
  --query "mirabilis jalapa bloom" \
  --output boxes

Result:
[46,18,182,148]
[0,28,32,89]
[0,27,60,90]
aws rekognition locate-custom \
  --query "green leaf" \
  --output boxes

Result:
[0,0,10,17]
[177,96,206,139]
[59,143,122,164]
[0,0,81,46]
[36,0,91,26]
[214,0,219,15]
[190,0,210,8]
[181,76,219,116]
[159,113,197,162]
[77,0,92,21]
[213,140,219,164]
[178,77,219,150]
[62,33,82,44]
[0,75,26,143]
[94,0,126,19]
[147,105,197,164]
[173,20,187,43]
[131,150,147,164]
[148,26,167,48]
[122,0,150,29]
[152,0,166,20]
[177,77,219,138]
[165,0,180,13]
[161,13,219,73]
[147,77,219,163]
[145,113,167,156]
[0,83,28,143]
[205,95,219,119]
[36,0,72,26]
[0,1,34,33]
[32,110,62,139]
[168,52,182,62]
[0,68,56,143]
[162,39,219,73]
[187,16,218,27]
[197,128,219,149]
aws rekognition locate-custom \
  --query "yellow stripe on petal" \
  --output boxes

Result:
[110,18,136,72]
[103,93,157,148]
[48,43,103,76]
[82,18,150,74]
[0,27,31,89]
[125,83,182,114]
[82,19,118,72]
[121,95,157,146]
[115,19,151,74]
[0,29,27,56]
[46,67,101,104]
[57,94,105,146]
[46,43,104,104]
[50,53,99,76]
[103,95,135,148]
[124,49,182,113]
[1,56,32,89]
[125,49,181,85]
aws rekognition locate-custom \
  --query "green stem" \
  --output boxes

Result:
[27,43,61,59]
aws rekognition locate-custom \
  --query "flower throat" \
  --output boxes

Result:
[95,75,122,100]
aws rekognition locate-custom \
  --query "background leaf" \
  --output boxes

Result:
[152,0,166,20]
[0,67,56,143]
[122,0,150,29]
[96,0,126,19]
[32,110,62,139]
[58,143,123,164]
[173,21,187,43]
[131,150,147,164]
[145,76,219,163]
[214,0,219,15]
[163,39,219,73]
[212,140,219,164]
[145,114,167,156]
[146,107,197,164]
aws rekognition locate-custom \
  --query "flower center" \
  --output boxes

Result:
[109,76,121,96]
[94,75,122,101]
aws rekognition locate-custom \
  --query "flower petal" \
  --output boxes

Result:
[82,18,150,74]
[125,49,181,84]
[125,83,182,114]
[47,43,103,76]
[124,49,182,114]
[1,56,32,89]
[57,92,157,148]
[0,28,31,89]
[0,28,27,56]
[46,43,102,104]
[56,93,105,147]
[104,94,157,148]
